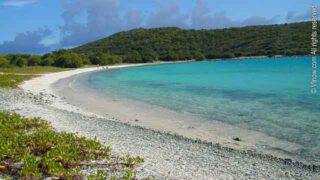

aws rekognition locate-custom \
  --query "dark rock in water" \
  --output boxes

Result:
[252,163,256,166]
[135,119,139,122]
[233,137,241,141]
[284,158,292,165]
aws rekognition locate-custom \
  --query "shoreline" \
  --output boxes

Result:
[53,71,308,163]
[20,60,317,165]
[1,89,319,179]
[0,62,314,178]
[20,61,179,95]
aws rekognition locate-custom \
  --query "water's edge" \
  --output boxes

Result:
[52,69,319,166]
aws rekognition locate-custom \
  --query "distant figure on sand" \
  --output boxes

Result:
[97,64,100,69]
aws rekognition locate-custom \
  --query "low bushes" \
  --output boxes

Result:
[0,112,144,179]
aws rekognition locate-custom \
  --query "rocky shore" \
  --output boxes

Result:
[0,88,319,179]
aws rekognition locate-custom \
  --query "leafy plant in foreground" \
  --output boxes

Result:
[0,112,144,179]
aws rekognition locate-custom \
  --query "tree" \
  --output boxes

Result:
[111,55,123,64]
[89,53,110,65]
[16,57,28,67]
[53,51,84,68]
[80,54,91,65]
[0,56,9,67]
[72,21,318,60]
[28,56,41,66]
[124,52,142,63]
[141,51,157,63]
[163,52,179,61]
[40,56,55,66]
[193,52,206,60]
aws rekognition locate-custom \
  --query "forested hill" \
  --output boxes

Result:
[73,21,317,61]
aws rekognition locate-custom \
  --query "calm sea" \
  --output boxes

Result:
[81,56,320,163]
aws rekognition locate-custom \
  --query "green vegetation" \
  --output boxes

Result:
[74,21,319,61]
[0,112,144,179]
[1,22,317,70]
[0,74,35,88]
[0,52,88,69]
[0,49,123,69]
[87,52,123,65]
[0,66,70,88]
[0,66,69,74]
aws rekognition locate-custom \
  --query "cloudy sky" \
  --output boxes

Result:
[0,0,317,54]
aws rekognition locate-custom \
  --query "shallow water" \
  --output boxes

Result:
[81,56,320,163]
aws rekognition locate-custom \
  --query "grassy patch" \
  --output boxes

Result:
[0,66,71,88]
[0,74,36,88]
[0,112,144,179]
[0,66,70,75]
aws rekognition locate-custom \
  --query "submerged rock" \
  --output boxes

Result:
[233,137,241,141]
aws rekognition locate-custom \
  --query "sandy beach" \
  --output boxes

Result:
[0,63,317,179]
[53,69,305,160]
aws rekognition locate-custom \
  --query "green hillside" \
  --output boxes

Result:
[73,21,317,61]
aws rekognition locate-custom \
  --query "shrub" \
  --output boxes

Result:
[141,51,157,63]
[28,56,41,66]
[53,51,84,68]
[124,52,143,63]
[16,57,28,67]
[0,112,144,179]
[0,57,10,67]
[40,56,55,66]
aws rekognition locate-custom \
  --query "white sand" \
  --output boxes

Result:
[0,63,316,179]
[19,63,170,117]
[20,62,304,162]
[20,63,157,95]
[1,89,319,179]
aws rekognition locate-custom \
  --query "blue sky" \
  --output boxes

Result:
[0,0,317,54]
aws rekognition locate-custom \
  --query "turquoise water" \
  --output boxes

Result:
[82,56,320,162]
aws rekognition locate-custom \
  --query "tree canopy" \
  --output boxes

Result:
[0,50,124,68]
[73,21,319,61]
[1,21,318,68]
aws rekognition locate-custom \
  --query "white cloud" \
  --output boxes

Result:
[146,0,188,28]
[0,29,53,54]
[1,0,37,7]
[60,0,124,46]
[190,0,278,29]
[286,11,309,22]
[0,0,296,54]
